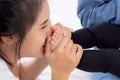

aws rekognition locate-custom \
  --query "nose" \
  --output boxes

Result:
[46,20,52,36]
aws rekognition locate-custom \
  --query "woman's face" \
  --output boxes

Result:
[20,1,51,58]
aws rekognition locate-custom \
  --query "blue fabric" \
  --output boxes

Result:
[77,0,120,80]
[93,73,120,80]
[77,0,120,27]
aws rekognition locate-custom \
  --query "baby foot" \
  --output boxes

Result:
[51,26,63,51]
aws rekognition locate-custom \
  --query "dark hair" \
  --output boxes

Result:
[0,0,44,65]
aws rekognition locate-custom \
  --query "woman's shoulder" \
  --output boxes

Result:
[0,57,19,80]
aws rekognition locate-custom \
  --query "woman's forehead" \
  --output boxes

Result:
[34,1,50,25]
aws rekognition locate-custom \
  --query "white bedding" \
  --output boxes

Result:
[36,66,92,80]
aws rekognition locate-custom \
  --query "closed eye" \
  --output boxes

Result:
[40,18,49,29]
[41,25,47,29]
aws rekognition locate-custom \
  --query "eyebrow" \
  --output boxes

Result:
[41,18,49,25]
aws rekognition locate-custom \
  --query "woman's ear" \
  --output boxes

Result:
[1,36,17,45]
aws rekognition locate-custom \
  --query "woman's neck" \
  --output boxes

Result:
[0,42,19,65]
[0,51,19,65]
[7,62,20,78]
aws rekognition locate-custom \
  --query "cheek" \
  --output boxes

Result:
[20,33,46,57]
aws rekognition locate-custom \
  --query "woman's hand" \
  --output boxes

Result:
[55,23,73,39]
[45,35,83,80]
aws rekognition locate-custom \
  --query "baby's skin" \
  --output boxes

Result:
[51,26,64,51]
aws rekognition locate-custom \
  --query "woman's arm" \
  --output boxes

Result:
[20,58,48,80]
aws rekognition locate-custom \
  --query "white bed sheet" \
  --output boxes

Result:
[36,66,92,80]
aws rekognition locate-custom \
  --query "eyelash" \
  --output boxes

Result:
[41,25,47,29]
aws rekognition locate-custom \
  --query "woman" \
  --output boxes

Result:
[0,0,83,80]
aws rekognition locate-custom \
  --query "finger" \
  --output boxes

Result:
[45,36,52,57]
[75,45,83,59]
[65,40,73,54]
[56,23,71,39]
[55,36,69,50]
[70,44,78,55]
[55,23,63,30]
[64,27,72,39]
[54,25,64,36]
[55,23,66,32]
[55,23,72,38]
